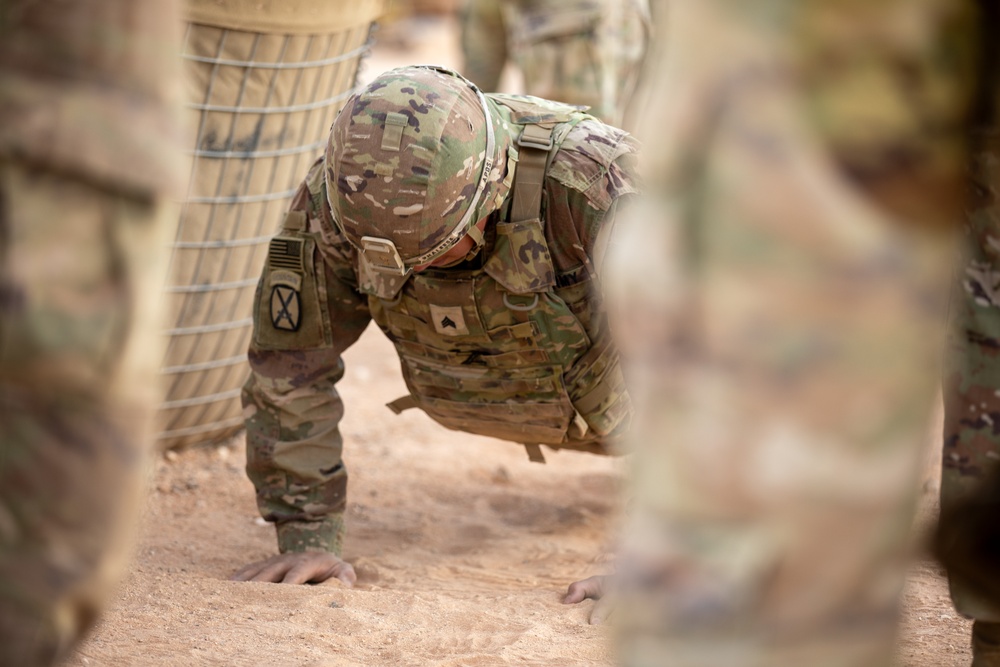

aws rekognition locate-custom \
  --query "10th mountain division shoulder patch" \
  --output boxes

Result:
[271,284,301,331]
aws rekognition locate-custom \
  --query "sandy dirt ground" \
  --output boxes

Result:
[65,324,974,667]
[65,14,973,667]
[69,326,625,667]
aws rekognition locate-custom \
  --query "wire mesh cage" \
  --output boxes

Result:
[158,1,384,449]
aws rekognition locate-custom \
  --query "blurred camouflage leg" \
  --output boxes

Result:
[0,0,182,662]
[503,0,650,127]
[460,0,509,92]
[609,0,975,664]
[0,163,176,666]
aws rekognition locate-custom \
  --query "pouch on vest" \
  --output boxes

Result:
[483,220,556,295]
[482,118,560,295]
[253,210,331,350]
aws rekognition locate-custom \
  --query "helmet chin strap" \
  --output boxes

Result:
[419,219,488,270]
[460,221,487,260]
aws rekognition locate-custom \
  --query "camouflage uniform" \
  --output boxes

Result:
[242,66,639,556]
[937,3,1000,663]
[607,1,976,665]
[0,1,184,665]
[460,0,651,127]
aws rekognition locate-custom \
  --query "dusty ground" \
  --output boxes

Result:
[897,466,973,667]
[65,325,973,667]
[66,14,973,667]
[69,326,624,667]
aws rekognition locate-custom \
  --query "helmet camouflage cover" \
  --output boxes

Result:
[325,65,513,273]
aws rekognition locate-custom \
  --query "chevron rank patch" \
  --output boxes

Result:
[270,283,301,331]
[429,304,469,336]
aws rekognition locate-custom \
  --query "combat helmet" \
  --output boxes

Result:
[325,65,513,274]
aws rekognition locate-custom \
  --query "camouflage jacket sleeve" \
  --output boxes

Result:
[241,158,371,556]
[543,117,642,278]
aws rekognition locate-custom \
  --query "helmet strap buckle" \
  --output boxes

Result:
[360,236,409,276]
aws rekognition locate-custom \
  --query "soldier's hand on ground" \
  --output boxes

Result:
[231,552,357,586]
[563,574,614,625]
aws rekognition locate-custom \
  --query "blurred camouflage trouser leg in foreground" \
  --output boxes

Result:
[0,1,183,664]
[607,1,977,665]
[0,164,177,666]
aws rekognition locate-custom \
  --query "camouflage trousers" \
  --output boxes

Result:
[934,0,1000,637]
[0,160,175,666]
[940,130,1000,623]
[610,201,953,667]
[460,0,651,127]
[606,0,972,663]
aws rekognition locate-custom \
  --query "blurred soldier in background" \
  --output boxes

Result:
[936,3,1000,664]
[460,0,651,127]
[0,2,184,665]
[234,65,639,586]
[593,0,979,665]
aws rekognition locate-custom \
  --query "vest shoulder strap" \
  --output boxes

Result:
[508,113,589,225]
[510,123,555,224]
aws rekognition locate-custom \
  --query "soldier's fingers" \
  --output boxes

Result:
[230,559,271,582]
[563,575,605,604]
[589,595,615,626]
[563,582,588,604]
[250,560,297,583]
[334,562,357,587]
[281,560,323,585]
[277,554,356,585]
[307,556,356,587]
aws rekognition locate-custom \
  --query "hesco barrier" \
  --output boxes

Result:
[158,0,385,449]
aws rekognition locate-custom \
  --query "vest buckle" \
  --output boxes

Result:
[517,124,554,151]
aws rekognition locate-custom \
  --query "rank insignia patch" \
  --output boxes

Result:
[429,304,469,336]
[270,285,301,331]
